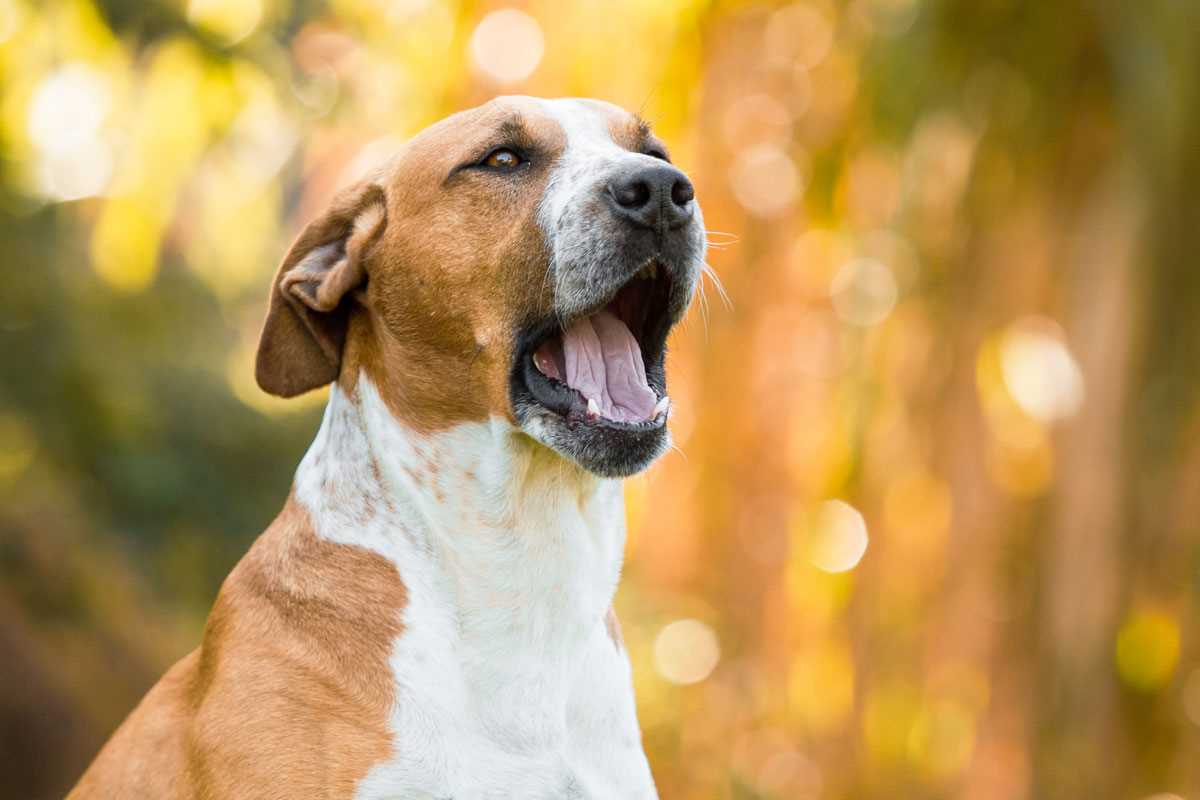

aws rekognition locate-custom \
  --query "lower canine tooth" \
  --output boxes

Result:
[587,398,601,418]
[653,396,670,417]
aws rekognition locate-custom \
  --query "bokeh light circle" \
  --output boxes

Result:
[27,64,108,158]
[470,9,544,84]
[722,93,793,148]
[807,500,869,573]
[765,4,834,70]
[27,64,113,201]
[830,258,898,327]
[187,0,262,45]
[1116,610,1180,692]
[730,144,801,218]
[999,317,1084,422]
[654,619,721,685]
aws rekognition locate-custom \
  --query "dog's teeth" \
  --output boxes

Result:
[649,263,658,279]
[653,396,670,417]
[587,397,601,418]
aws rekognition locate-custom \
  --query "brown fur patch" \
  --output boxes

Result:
[68,499,407,799]
[257,97,654,433]
[607,107,668,160]
[338,99,568,432]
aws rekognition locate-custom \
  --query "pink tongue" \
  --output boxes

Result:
[562,311,657,422]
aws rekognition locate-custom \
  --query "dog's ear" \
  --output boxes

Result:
[255,182,387,398]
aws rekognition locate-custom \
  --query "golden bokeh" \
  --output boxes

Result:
[2,1,1199,798]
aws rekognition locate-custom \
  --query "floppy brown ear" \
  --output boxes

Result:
[255,182,387,397]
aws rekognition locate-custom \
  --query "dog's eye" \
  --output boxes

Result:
[644,148,670,163]
[482,148,524,170]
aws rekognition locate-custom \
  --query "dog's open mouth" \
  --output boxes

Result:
[520,261,675,429]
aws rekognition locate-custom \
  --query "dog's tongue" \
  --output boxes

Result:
[562,311,657,422]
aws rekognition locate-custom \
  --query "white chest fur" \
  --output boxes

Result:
[293,378,657,799]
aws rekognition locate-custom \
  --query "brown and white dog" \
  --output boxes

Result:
[69,96,705,799]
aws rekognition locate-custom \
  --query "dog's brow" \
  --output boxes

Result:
[491,115,540,151]
[628,114,669,159]
[632,115,653,140]
[497,116,528,139]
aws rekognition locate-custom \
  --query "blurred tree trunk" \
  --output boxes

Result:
[1038,165,1139,799]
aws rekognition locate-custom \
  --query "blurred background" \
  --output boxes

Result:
[1,0,1198,797]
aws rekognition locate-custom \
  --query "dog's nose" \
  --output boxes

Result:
[607,164,695,231]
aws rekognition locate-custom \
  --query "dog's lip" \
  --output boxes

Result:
[520,355,671,429]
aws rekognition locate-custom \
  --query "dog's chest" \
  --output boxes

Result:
[350,543,657,799]
[296,400,659,798]
[354,617,656,800]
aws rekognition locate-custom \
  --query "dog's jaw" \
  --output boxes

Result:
[514,98,706,477]
[293,376,659,798]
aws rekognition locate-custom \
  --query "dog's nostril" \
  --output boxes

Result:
[608,164,695,230]
[671,178,694,207]
[613,179,651,209]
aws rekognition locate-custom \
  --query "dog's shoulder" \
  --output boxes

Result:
[189,501,406,797]
[67,649,198,799]
[72,501,409,799]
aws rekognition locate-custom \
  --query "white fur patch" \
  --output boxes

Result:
[294,377,657,799]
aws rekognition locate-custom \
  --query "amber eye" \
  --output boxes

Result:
[483,148,523,170]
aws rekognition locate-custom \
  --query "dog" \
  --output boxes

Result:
[68,96,705,799]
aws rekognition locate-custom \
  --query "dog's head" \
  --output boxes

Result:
[256,97,706,478]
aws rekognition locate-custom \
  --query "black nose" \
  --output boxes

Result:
[607,164,695,231]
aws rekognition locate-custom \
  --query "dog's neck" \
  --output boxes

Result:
[292,375,628,658]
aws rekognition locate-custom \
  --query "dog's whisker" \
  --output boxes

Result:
[701,262,733,311]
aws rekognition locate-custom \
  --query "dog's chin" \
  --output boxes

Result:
[518,406,671,478]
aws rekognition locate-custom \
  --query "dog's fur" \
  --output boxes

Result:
[69,96,705,799]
